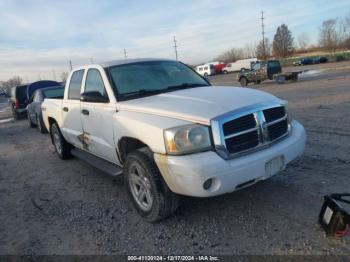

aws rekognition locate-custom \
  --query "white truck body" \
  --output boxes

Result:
[195,64,216,76]
[42,58,305,220]
[222,58,258,73]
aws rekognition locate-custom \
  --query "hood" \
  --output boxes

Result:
[117,86,281,125]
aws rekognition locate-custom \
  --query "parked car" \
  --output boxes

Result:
[27,85,64,133]
[195,64,216,76]
[9,84,28,119]
[293,58,314,66]
[222,58,258,74]
[42,58,306,222]
[9,80,61,120]
[313,57,328,64]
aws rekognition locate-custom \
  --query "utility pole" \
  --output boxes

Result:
[69,60,73,71]
[261,11,266,59]
[173,36,178,60]
[123,48,127,59]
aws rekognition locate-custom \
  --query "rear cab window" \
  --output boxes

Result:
[68,70,84,100]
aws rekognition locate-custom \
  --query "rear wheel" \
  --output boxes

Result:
[50,122,72,159]
[223,70,228,74]
[239,77,248,87]
[124,149,179,222]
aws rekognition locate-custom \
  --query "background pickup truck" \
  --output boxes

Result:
[237,60,301,86]
[42,58,306,222]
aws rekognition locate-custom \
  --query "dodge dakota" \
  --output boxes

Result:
[41,58,306,222]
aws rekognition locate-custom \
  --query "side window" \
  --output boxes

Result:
[68,70,84,100]
[84,69,108,98]
[204,66,208,70]
[252,63,261,71]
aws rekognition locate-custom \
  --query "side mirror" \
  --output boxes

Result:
[80,91,109,103]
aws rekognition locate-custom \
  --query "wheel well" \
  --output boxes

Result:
[118,137,149,164]
[48,117,57,128]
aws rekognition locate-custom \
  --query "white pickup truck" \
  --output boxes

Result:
[42,58,306,222]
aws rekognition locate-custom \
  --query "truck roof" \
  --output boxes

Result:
[100,58,174,68]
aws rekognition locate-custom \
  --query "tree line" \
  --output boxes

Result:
[216,12,350,62]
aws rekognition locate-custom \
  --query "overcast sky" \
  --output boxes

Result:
[0,0,349,82]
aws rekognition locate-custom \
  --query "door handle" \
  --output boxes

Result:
[63,107,69,112]
[81,109,89,115]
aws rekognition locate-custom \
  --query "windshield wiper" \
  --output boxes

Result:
[122,89,164,97]
[165,83,209,91]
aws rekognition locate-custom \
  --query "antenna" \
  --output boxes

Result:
[173,36,178,60]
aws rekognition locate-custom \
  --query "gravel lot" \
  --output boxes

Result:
[0,62,349,255]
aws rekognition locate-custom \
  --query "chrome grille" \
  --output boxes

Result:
[211,103,290,159]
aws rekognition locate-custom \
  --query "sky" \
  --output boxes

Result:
[0,0,349,82]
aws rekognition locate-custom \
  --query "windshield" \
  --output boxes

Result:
[108,61,209,100]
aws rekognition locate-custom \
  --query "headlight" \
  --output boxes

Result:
[164,124,212,155]
[284,101,293,123]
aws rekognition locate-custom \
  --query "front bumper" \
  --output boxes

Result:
[154,120,306,197]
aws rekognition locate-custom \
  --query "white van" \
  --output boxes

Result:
[222,58,258,74]
[196,64,216,77]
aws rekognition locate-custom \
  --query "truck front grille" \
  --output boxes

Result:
[219,105,289,157]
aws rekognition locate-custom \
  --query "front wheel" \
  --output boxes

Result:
[36,115,47,134]
[223,70,228,74]
[124,149,179,222]
[27,112,35,128]
[239,77,248,87]
[50,122,72,159]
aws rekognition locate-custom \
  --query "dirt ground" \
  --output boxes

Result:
[0,62,349,255]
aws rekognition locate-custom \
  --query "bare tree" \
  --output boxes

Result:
[243,43,257,58]
[339,13,350,48]
[60,72,69,83]
[297,33,310,50]
[256,38,271,60]
[319,19,340,52]
[273,24,294,57]
[0,76,23,94]
[216,48,244,63]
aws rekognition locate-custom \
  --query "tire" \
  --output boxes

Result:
[276,75,286,84]
[223,70,228,74]
[124,149,179,222]
[239,77,248,87]
[27,112,35,128]
[50,122,72,159]
[37,115,47,134]
[204,73,208,77]
[13,107,20,120]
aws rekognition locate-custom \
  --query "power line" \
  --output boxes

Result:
[173,36,178,60]
[123,48,127,59]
